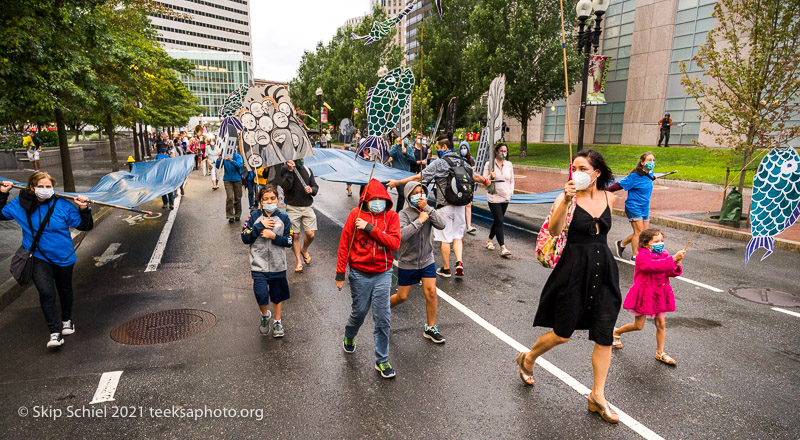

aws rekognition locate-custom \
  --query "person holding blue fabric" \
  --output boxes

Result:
[611,152,656,259]
[216,151,244,223]
[155,132,175,209]
[389,136,415,212]
[0,173,93,349]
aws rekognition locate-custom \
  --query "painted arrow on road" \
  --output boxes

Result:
[94,243,126,267]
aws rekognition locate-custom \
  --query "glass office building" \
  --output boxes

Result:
[167,50,250,118]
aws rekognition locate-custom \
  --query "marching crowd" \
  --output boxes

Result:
[1,130,687,424]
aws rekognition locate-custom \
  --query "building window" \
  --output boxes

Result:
[594,102,625,144]
[602,0,635,81]
[543,105,566,142]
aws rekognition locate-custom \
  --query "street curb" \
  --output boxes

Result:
[0,206,112,313]
[512,164,753,196]
[472,203,799,254]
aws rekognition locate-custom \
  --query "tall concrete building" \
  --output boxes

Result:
[506,0,735,148]
[370,0,409,49]
[404,1,432,63]
[339,15,366,34]
[147,0,253,119]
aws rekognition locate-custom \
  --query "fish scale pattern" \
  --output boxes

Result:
[746,147,800,263]
[356,67,415,163]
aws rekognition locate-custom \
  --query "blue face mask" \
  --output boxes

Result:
[651,242,665,254]
[409,194,421,207]
[644,161,655,171]
[368,199,386,213]
[263,203,277,213]
[460,148,468,157]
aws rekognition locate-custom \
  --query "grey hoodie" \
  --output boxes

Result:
[397,181,446,270]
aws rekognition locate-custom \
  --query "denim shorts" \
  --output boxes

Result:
[397,263,437,286]
[625,208,649,223]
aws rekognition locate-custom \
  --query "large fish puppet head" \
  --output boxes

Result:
[356,67,415,163]
[746,146,800,264]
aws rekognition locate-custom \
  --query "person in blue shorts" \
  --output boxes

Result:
[241,184,293,338]
[389,181,447,343]
[611,152,656,259]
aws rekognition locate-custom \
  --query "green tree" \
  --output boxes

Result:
[467,0,582,156]
[411,77,434,133]
[290,7,403,129]
[352,82,368,132]
[681,0,800,191]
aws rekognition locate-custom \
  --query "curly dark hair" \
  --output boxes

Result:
[638,227,664,248]
[573,149,614,190]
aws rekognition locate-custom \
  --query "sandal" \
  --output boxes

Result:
[294,265,304,273]
[612,327,622,349]
[486,242,495,250]
[500,248,512,257]
[302,251,311,265]
[587,393,619,424]
[655,352,677,365]
[515,352,535,386]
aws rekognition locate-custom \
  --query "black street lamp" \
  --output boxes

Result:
[316,87,323,147]
[576,0,608,150]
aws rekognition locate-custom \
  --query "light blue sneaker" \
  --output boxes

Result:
[259,311,272,335]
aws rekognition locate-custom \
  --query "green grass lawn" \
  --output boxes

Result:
[468,142,765,187]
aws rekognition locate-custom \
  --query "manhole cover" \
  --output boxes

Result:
[729,288,800,307]
[111,309,217,345]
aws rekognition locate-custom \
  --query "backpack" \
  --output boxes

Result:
[442,156,474,206]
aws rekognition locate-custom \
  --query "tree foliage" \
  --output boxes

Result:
[680,0,800,190]
[290,7,403,129]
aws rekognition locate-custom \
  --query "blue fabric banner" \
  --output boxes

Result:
[0,156,195,208]
[304,148,416,185]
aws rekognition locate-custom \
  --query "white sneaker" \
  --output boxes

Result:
[61,320,75,335]
[47,333,64,348]
[466,226,477,234]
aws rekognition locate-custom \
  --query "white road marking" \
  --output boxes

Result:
[435,288,664,440]
[320,209,663,440]
[94,243,126,267]
[475,211,724,293]
[145,194,181,272]
[90,371,123,404]
[314,205,345,228]
[122,212,162,225]
[772,307,800,318]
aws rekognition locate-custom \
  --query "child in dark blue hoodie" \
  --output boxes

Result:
[241,184,293,338]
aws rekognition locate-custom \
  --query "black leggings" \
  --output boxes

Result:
[31,258,75,333]
[488,202,508,246]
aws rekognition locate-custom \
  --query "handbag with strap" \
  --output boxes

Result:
[535,196,577,269]
[10,200,57,285]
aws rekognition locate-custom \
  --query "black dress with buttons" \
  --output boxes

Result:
[533,197,621,346]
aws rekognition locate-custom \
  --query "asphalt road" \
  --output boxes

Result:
[0,172,798,439]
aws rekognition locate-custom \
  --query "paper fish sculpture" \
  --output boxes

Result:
[746,146,800,264]
[356,67,415,162]
[218,85,248,137]
[353,1,418,45]
[485,75,506,194]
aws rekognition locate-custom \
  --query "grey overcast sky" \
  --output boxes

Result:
[251,0,371,83]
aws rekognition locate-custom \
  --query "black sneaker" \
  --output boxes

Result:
[162,204,167,209]
[424,325,446,343]
[455,262,464,277]
[234,217,240,222]
[169,205,174,210]
[436,267,451,278]
[614,240,625,258]
[47,333,64,348]
[342,337,356,353]
[61,320,75,336]
[375,361,396,379]
[228,218,234,223]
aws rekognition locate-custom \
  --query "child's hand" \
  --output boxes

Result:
[673,250,686,265]
[355,218,368,230]
[260,217,275,229]
[335,279,344,291]
[260,229,276,239]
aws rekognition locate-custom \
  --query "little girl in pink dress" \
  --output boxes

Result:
[613,228,686,365]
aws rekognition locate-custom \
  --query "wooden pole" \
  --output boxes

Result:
[9,184,154,216]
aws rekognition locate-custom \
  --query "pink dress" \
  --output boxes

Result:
[622,248,683,317]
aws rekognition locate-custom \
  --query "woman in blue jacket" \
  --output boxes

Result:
[0,172,93,349]
[612,152,656,259]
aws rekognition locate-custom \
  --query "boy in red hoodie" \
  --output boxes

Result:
[335,179,401,379]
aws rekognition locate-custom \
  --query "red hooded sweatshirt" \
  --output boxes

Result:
[335,179,401,280]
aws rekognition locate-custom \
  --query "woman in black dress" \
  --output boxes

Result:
[515,149,621,424]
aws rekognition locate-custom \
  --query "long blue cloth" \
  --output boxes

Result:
[304,148,415,185]
[0,155,195,207]
[473,172,674,205]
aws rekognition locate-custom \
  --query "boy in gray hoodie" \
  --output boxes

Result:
[390,181,447,343]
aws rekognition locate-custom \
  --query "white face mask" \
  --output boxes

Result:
[35,187,55,200]
[572,171,597,191]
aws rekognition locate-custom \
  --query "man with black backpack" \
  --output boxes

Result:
[387,145,490,278]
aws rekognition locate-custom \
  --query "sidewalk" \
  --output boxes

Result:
[491,166,800,251]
